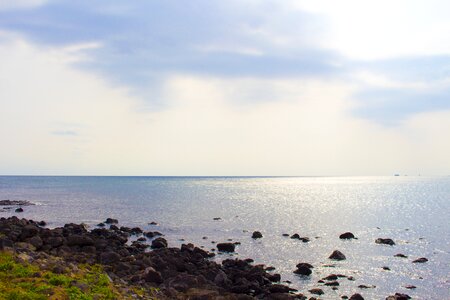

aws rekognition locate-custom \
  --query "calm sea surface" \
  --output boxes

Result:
[0,176,449,299]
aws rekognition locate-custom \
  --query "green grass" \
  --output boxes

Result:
[0,251,121,300]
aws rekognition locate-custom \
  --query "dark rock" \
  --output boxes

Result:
[100,251,121,264]
[213,217,221,221]
[143,267,163,284]
[66,235,94,247]
[0,237,14,250]
[149,221,158,225]
[105,218,118,224]
[358,285,376,289]
[309,288,324,295]
[385,293,411,300]
[15,207,24,213]
[394,253,408,258]
[45,236,64,248]
[349,294,365,300]
[26,236,43,249]
[404,285,416,289]
[97,223,105,227]
[375,238,395,245]
[217,243,235,252]
[294,263,313,276]
[382,266,391,270]
[323,274,338,281]
[290,233,300,239]
[282,233,289,237]
[21,224,39,239]
[412,257,428,263]
[151,237,168,249]
[0,200,34,206]
[339,232,356,239]
[252,231,263,239]
[299,237,310,243]
[329,250,346,260]
[268,284,290,293]
[37,221,46,227]
[325,281,339,286]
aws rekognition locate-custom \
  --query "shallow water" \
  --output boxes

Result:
[0,176,449,299]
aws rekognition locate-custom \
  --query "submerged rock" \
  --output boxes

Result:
[15,207,24,213]
[252,231,263,239]
[339,232,356,239]
[294,263,313,276]
[375,238,395,245]
[412,257,428,263]
[217,243,235,252]
[394,253,408,258]
[105,218,118,224]
[385,293,411,300]
[329,250,346,260]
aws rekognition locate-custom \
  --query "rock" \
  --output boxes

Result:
[358,285,376,289]
[349,294,365,300]
[26,236,43,249]
[66,235,94,247]
[105,218,118,224]
[323,274,338,281]
[37,221,46,227]
[21,224,39,239]
[290,233,300,239]
[0,200,34,206]
[213,217,221,221]
[325,281,339,286]
[404,285,416,289]
[329,250,346,260]
[144,267,163,284]
[46,236,64,248]
[375,238,395,245]
[252,231,263,239]
[309,288,324,295]
[217,243,235,252]
[412,257,428,263]
[394,253,408,258]
[294,263,313,276]
[100,251,121,264]
[382,266,390,270]
[339,232,356,239]
[282,233,289,237]
[149,221,158,225]
[0,237,14,251]
[15,207,24,213]
[97,223,105,227]
[151,237,168,249]
[385,293,411,300]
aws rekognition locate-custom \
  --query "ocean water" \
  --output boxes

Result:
[0,176,449,299]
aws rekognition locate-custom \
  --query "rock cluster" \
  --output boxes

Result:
[0,216,302,299]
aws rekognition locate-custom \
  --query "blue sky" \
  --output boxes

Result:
[0,0,449,175]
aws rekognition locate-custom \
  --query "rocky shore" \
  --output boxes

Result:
[0,215,416,299]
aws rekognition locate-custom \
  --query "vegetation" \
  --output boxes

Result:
[0,251,120,300]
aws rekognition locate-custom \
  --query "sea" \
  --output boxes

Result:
[0,176,449,299]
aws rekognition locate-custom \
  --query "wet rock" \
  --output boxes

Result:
[349,294,365,300]
[324,281,339,286]
[404,285,416,289]
[323,274,338,281]
[290,233,300,239]
[15,207,24,213]
[382,266,390,271]
[217,243,235,252]
[412,257,428,263]
[97,223,105,227]
[329,250,346,260]
[339,232,356,239]
[309,288,324,295]
[151,237,168,249]
[149,221,158,225]
[375,238,395,245]
[213,217,221,221]
[385,293,411,300]
[252,231,263,239]
[282,233,289,237]
[105,218,118,224]
[294,263,313,276]
[37,221,46,227]
[394,253,408,258]
[358,284,376,289]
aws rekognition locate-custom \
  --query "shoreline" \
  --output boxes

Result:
[0,216,414,300]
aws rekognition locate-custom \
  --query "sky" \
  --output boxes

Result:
[0,0,449,176]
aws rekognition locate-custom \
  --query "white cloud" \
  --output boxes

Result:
[0,0,48,11]
[294,0,450,60]
[0,35,449,175]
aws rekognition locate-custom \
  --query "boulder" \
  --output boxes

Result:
[329,250,346,260]
[294,263,313,276]
[385,293,411,300]
[309,288,324,295]
[349,294,365,300]
[217,243,235,252]
[144,267,163,284]
[15,207,24,213]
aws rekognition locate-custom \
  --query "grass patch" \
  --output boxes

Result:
[0,251,121,300]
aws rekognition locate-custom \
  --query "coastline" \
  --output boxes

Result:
[0,216,414,300]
